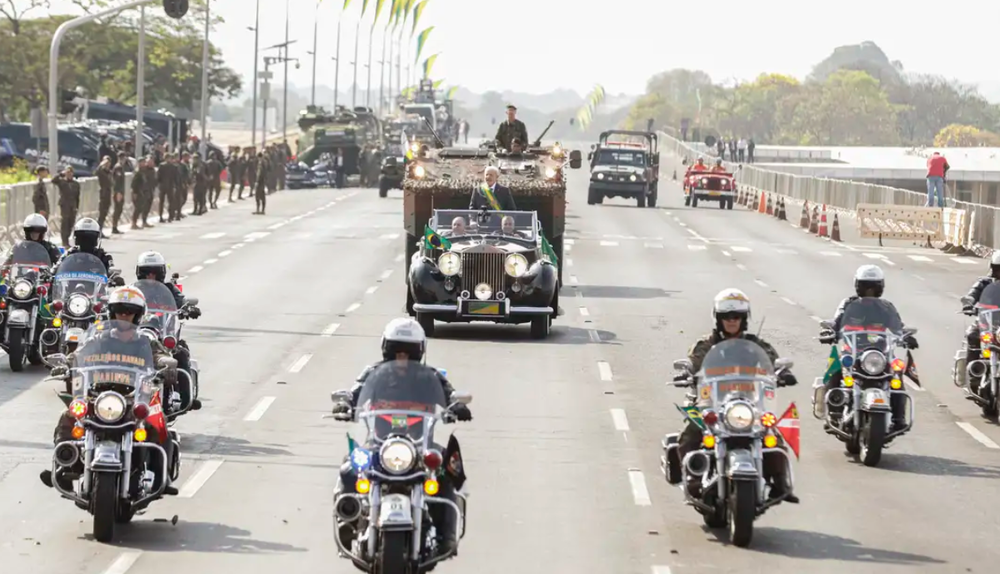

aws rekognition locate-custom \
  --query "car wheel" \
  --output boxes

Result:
[530,314,551,339]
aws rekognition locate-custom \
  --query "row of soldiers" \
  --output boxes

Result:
[224,143,290,214]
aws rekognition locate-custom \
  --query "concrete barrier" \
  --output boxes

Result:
[856,204,943,245]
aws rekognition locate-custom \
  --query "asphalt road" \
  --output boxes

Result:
[1,148,999,573]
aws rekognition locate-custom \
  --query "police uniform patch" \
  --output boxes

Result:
[700,385,711,400]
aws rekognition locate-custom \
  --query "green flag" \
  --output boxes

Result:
[422,53,439,78]
[822,345,842,384]
[372,0,387,25]
[415,26,433,62]
[541,235,559,266]
[347,433,357,452]
[446,86,458,100]
[676,404,706,431]
[411,0,429,37]
[423,224,452,250]
[343,0,353,8]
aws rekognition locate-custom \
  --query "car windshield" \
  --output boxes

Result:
[840,298,903,353]
[432,209,536,240]
[977,282,1000,331]
[53,252,108,300]
[595,149,646,167]
[6,242,51,281]
[697,339,777,409]
[353,360,448,444]
[71,319,156,402]
[134,279,180,339]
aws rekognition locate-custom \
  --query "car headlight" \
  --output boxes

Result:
[860,350,887,375]
[12,280,32,299]
[724,403,755,431]
[596,173,605,180]
[68,294,90,316]
[474,283,492,300]
[94,392,126,423]
[379,439,416,474]
[551,144,563,157]
[413,165,426,178]
[629,174,637,182]
[544,167,557,179]
[701,178,709,185]
[437,252,460,276]
[505,253,528,277]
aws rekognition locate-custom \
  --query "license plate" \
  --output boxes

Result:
[708,191,720,195]
[466,301,501,315]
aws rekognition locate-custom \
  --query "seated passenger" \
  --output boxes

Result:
[711,158,727,172]
[689,157,708,172]
[499,215,527,238]
[443,216,467,237]
[509,138,525,156]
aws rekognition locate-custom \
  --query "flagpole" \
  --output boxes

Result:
[366,26,373,108]
[396,25,403,94]
[334,10,342,108]
[386,27,394,110]
[352,17,360,107]
[378,28,387,116]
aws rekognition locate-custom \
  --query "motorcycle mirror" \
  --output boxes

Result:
[818,320,835,330]
[172,272,180,280]
[774,358,794,371]
[673,359,693,373]
[186,297,200,306]
[452,391,473,405]
[331,390,352,403]
[903,327,919,336]
[109,267,121,276]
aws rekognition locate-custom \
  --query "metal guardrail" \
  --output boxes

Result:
[657,131,999,256]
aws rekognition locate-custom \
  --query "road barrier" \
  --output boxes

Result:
[856,204,943,245]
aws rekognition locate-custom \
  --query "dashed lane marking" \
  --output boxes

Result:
[203,258,218,265]
[628,470,652,506]
[394,253,404,262]
[199,232,226,239]
[218,250,232,257]
[952,257,978,265]
[754,279,768,288]
[177,460,224,498]
[267,222,287,230]
[288,354,313,373]
[567,258,574,267]
[380,233,400,240]
[564,238,575,245]
[570,275,579,285]
[736,263,747,271]
[598,361,613,381]
[102,551,143,574]
[687,244,706,251]
[579,307,590,316]
[232,243,245,249]
[244,231,271,241]
[908,255,933,262]
[588,329,601,343]
[810,315,824,323]
[730,246,752,252]
[345,302,362,313]
[956,422,1000,449]
[820,251,842,257]
[600,240,619,247]
[645,242,664,248]
[243,396,276,422]
[610,408,630,431]
[321,323,340,337]
[781,297,797,306]
[651,567,672,574]
[365,286,379,295]
[186,265,204,273]
[379,269,394,280]
[722,251,731,257]
[864,253,887,260]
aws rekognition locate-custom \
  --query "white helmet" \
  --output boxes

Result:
[107,286,147,325]
[136,251,168,281]
[23,213,47,237]
[854,264,884,297]
[990,251,1000,266]
[73,217,102,249]
[713,288,751,318]
[380,317,426,361]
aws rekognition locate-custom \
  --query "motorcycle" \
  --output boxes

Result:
[955,283,1000,418]
[330,360,472,573]
[134,279,200,419]
[0,242,53,370]
[812,298,917,466]
[660,339,795,548]
[45,319,179,543]
[43,253,119,364]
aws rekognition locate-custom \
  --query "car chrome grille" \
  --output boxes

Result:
[461,252,505,299]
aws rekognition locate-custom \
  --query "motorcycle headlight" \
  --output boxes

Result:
[68,294,90,316]
[379,439,416,474]
[724,403,755,431]
[505,253,528,277]
[94,392,126,423]
[474,283,492,300]
[437,252,460,276]
[12,280,32,299]
[860,350,887,375]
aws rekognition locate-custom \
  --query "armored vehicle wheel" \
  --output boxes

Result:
[684,195,691,207]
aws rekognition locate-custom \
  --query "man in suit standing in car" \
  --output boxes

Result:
[469,166,517,211]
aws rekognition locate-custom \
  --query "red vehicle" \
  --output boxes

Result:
[684,169,737,209]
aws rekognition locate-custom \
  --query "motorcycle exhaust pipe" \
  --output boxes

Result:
[684,451,710,477]
[335,496,362,522]
[54,443,79,468]
[968,360,988,379]
[40,329,59,347]
[827,388,850,408]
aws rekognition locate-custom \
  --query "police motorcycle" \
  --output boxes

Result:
[134,279,200,418]
[1,242,53,370]
[956,283,1000,418]
[330,360,472,573]
[813,298,917,467]
[45,320,180,543]
[661,339,794,548]
[43,253,119,361]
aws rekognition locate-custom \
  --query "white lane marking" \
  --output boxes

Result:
[952,257,979,265]
[610,408,630,431]
[394,253,404,262]
[864,253,887,260]
[203,258,218,265]
[243,396,276,422]
[245,231,271,240]
[882,259,896,266]
[321,323,340,337]
[345,302,362,313]
[565,238,575,245]
[956,422,1000,449]
[730,245,752,252]
[380,233,400,240]
[908,255,933,262]
[820,251,842,257]
[687,244,706,251]
[288,354,313,373]
[662,211,672,216]
[645,242,664,249]
[232,243,245,249]
[567,258,574,267]
[600,240,618,247]
[186,265,204,273]
[579,307,590,316]
[678,222,688,227]
[722,251,731,257]
[177,460,224,498]
[914,274,926,281]
[651,567,672,574]
[588,329,601,343]
[267,222,287,230]
[628,470,652,506]
[365,286,379,295]
[736,263,747,271]
[565,244,573,252]
[570,275,579,285]
[102,551,143,574]
[380,269,394,280]
[199,232,226,239]
[754,279,768,288]
[781,297,797,306]
[598,361,613,381]
[810,315,824,323]
[218,250,233,257]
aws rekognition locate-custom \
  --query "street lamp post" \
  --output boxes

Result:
[282,0,290,142]
[249,0,260,148]
[199,0,211,158]
[365,27,373,108]
[351,18,360,107]
[135,5,145,158]
[334,8,342,108]
[310,2,318,106]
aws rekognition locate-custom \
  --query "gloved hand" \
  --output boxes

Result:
[450,403,472,421]
[110,276,125,287]
[963,306,976,316]
[905,335,919,350]
[819,330,836,345]
[188,306,202,319]
[332,402,352,420]
[778,370,799,387]
[672,373,688,382]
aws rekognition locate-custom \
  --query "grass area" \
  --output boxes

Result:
[0,159,33,185]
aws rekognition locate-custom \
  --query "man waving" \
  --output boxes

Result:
[469,166,517,211]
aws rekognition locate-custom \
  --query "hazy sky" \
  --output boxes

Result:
[41,0,1000,98]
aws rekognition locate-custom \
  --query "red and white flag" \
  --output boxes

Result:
[776,402,800,459]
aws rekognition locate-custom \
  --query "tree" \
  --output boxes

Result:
[0,0,49,34]
[933,124,1000,147]
[809,41,902,86]
[790,70,899,145]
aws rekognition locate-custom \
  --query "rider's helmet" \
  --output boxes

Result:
[854,264,885,297]
[136,251,168,282]
[107,286,147,325]
[712,288,751,334]
[72,218,102,250]
[990,251,1000,278]
[23,213,48,240]
[380,317,426,362]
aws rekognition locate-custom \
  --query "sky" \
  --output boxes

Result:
[38,0,1000,100]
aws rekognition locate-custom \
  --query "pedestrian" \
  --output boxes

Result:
[747,138,756,164]
[52,167,80,246]
[131,157,148,230]
[926,151,949,208]
[737,137,747,163]
[96,156,113,235]
[32,166,50,219]
[254,152,269,215]
[111,152,127,234]
[227,148,243,202]
[242,147,256,200]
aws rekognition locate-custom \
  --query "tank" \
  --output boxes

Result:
[296,106,384,176]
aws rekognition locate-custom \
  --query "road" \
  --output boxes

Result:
[1,148,1000,574]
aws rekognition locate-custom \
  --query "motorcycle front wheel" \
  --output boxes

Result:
[375,530,411,574]
[7,329,26,371]
[729,480,756,548]
[92,472,119,543]
[858,412,887,467]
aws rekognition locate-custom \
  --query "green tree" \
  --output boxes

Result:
[0,0,49,34]
[790,70,899,145]
[934,123,1000,147]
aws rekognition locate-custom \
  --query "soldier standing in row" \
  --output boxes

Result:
[191,155,208,215]
[227,148,244,202]
[96,156,114,236]
[141,156,157,227]
[243,148,257,200]
[111,152,127,234]
[32,166,50,219]
[157,153,176,223]
[52,167,80,245]
[131,157,149,230]
[207,151,223,209]
[254,151,269,215]
[177,152,191,216]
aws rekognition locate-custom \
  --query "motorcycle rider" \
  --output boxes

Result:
[59,218,124,286]
[819,265,917,430]
[331,318,472,555]
[39,286,180,494]
[676,288,799,503]
[6,214,62,265]
[135,251,202,411]
[960,252,1000,393]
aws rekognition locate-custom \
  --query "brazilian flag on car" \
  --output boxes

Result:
[423,224,452,250]
[541,235,559,266]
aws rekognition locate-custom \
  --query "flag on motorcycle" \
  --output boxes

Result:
[776,402,800,459]
[423,224,452,250]
[905,349,921,386]
[822,345,841,384]
[675,403,706,430]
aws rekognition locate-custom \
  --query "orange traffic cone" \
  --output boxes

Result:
[800,201,810,227]
[818,204,829,237]
[757,191,767,213]
[809,205,819,233]
[831,213,842,241]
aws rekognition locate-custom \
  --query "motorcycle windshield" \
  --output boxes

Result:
[71,320,156,403]
[53,253,108,300]
[839,298,903,352]
[697,339,777,409]
[355,360,448,443]
[977,282,1000,331]
[7,242,51,281]
[134,280,180,337]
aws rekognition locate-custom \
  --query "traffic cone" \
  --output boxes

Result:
[778,198,787,221]
[818,204,829,237]
[766,194,773,215]
[800,201,810,227]
[809,205,819,233]
[672,169,677,180]
[831,213,842,241]
[757,191,767,213]
[773,197,781,218]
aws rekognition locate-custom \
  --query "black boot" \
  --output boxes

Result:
[768,481,800,504]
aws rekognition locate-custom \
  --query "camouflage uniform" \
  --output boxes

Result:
[494,119,528,151]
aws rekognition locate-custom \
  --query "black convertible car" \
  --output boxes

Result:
[408,209,559,339]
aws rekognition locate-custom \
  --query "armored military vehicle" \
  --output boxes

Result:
[296,106,384,179]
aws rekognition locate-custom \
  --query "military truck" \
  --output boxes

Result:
[296,106,384,179]
[401,122,582,323]
[396,79,456,146]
